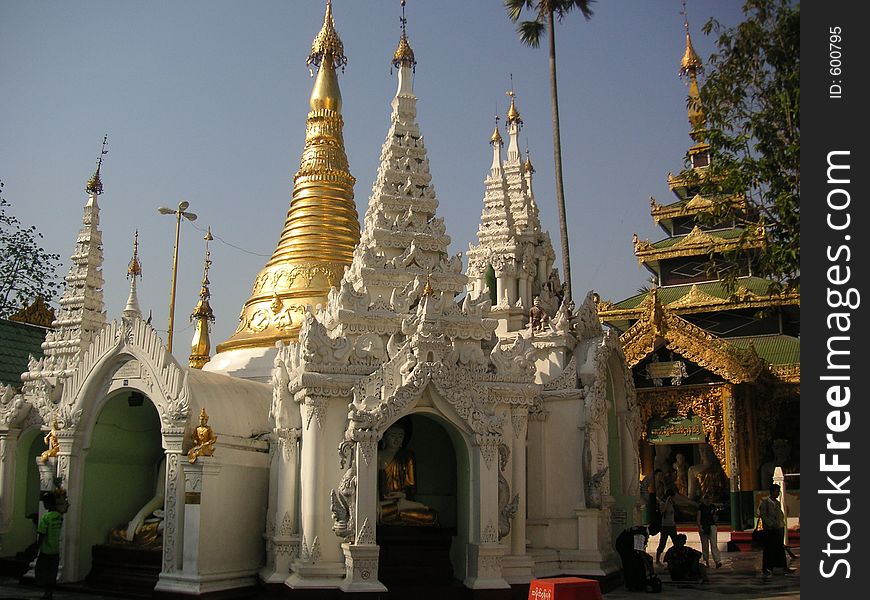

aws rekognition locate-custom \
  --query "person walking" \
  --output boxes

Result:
[35,490,67,600]
[655,488,678,565]
[757,484,794,576]
[696,494,722,568]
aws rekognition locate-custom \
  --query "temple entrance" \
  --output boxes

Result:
[79,389,163,593]
[376,412,464,586]
[0,428,44,575]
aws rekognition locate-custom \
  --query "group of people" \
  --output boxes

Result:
[635,439,797,590]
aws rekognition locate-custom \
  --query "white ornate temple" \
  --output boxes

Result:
[0,3,640,596]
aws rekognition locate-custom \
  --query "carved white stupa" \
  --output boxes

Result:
[22,155,108,386]
[466,93,557,335]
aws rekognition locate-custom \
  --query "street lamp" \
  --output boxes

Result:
[157,201,197,353]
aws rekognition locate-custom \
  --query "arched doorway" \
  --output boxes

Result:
[376,411,467,585]
[78,389,163,589]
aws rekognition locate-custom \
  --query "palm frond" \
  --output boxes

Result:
[554,0,595,22]
[504,0,535,23]
[518,20,546,47]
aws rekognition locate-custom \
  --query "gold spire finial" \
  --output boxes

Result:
[393,0,417,70]
[490,114,503,145]
[127,230,142,279]
[218,2,358,352]
[86,134,108,195]
[308,0,347,72]
[524,144,535,174]
[189,227,215,369]
[506,76,522,126]
[679,2,703,77]
[679,1,705,136]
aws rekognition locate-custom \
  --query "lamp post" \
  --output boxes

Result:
[158,201,197,353]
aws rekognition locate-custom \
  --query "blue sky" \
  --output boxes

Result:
[0,0,743,355]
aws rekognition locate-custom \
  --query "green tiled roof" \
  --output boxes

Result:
[611,277,778,310]
[651,227,746,249]
[729,335,800,366]
[0,319,47,387]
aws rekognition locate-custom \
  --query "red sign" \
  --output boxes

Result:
[528,577,603,600]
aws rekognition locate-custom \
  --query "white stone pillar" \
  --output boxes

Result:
[510,409,527,557]
[288,397,344,587]
[518,273,529,309]
[495,277,505,306]
[340,437,386,592]
[55,431,81,582]
[158,429,186,581]
[261,427,301,583]
[774,466,788,546]
[465,441,508,590]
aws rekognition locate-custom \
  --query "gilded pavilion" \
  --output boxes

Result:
[596,21,800,529]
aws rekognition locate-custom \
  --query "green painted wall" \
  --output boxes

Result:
[77,392,163,576]
[0,429,42,556]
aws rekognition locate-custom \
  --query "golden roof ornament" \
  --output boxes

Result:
[85,134,109,195]
[392,0,416,71]
[127,230,142,279]
[308,0,347,72]
[506,86,523,127]
[189,228,215,369]
[8,295,56,328]
[421,272,434,297]
[679,3,706,135]
[218,1,359,351]
[490,115,503,146]
[524,146,535,174]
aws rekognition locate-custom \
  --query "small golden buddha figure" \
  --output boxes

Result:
[39,421,60,463]
[188,408,217,463]
[377,419,437,526]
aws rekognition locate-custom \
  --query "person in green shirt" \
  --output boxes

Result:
[36,490,67,600]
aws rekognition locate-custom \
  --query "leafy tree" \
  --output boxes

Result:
[0,180,62,318]
[690,0,800,291]
[504,0,595,303]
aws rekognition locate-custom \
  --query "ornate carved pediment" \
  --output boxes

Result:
[620,291,765,383]
[666,284,726,309]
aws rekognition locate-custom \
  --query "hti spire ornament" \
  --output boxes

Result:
[189,228,215,369]
[86,134,109,196]
[122,230,143,321]
[392,0,416,72]
[219,1,359,351]
[679,0,706,138]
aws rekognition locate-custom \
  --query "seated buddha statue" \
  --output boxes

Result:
[377,419,437,526]
[187,408,217,463]
[108,457,166,549]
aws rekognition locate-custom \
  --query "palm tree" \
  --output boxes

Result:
[505,0,594,304]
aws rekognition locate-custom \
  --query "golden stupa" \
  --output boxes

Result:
[218,0,359,352]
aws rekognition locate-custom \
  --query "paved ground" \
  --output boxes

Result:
[0,549,799,599]
[603,547,800,599]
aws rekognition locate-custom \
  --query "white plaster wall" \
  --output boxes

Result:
[197,444,269,576]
